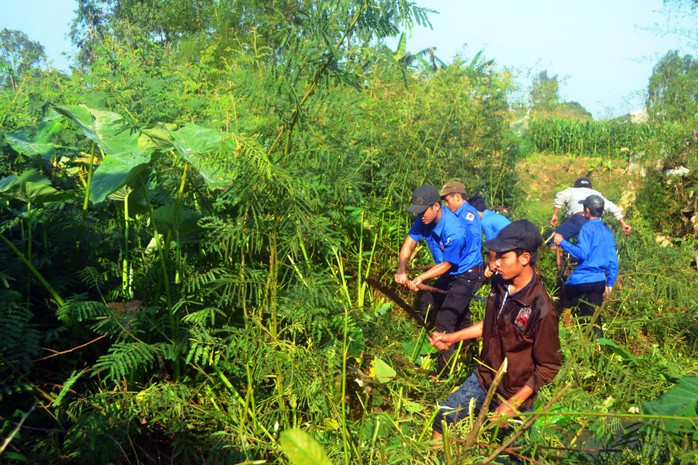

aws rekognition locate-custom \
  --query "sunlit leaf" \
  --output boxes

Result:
[279,429,333,465]
[0,171,72,205]
[169,124,234,190]
[53,105,155,204]
[4,120,64,158]
[89,158,151,204]
[52,105,135,154]
[370,357,396,383]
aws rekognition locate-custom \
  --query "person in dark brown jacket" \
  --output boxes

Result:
[429,220,561,439]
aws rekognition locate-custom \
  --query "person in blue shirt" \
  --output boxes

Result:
[553,195,619,338]
[395,185,483,375]
[439,181,483,267]
[467,195,512,241]
[467,195,512,278]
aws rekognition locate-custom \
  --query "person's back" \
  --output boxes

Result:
[553,195,619,338]
[467,195,510,241]
[566,219,617,286]
[480,209,511,241]
[555,186,604,217]
[453,201,483,268]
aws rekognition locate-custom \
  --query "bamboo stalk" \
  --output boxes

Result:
[0,401,36,454]
[0,233,64,307]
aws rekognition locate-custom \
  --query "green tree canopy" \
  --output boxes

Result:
[528,71,592,120]
[530,70,560,113]
[647,50,698,122]
[0,29,46,90]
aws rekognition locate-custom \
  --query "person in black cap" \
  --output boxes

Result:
[550,177,630,276]
[429,220,561,440]
[553,195,619,338]
[395,185,481,375]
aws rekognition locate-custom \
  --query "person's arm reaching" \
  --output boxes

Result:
[554,227,591,261]
[408,261,451,291]
[602,196,632,235]
[429,321,484,350]
[551,188,570,227]
[550,207,561,228]
[395,236,417,285]
[619,218,632,235]
[493,385,535,421]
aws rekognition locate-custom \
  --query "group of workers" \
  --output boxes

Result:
[394,178,631,440]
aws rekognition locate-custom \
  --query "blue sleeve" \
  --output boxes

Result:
[559,227,591,260]
[607,237,619,287]
[407,218,424,242]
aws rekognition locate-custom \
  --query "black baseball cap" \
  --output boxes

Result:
[579,194,605,211]
[484,219,542,253]
[407,185,441,214]
[574,177,592,188]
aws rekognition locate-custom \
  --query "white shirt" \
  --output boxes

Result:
[553,187,624,220]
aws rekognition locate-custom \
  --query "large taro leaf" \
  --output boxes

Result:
[0,170,72,205]
[169,125,234,190]
[279,429,333,465]
[152,204,202,243]
[52,105,154,204]
[89,155,151,204]
[141,122,178,150]
[52,105,136,155]
[5,118,65,159]
[0,174,18,193]
[643,376,698,439]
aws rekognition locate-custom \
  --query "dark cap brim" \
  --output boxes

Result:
[483,237,517,253]
[407,204,429,215]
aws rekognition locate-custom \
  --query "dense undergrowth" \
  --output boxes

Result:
[1,1,697,462]
[1,111,696,464]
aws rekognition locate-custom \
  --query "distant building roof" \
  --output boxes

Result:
[615,108,648,123]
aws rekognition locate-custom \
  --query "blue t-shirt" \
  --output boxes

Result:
[559,218,619,287]
[408,208,473,275]
[453,202,484,271]
[481,209,512,241]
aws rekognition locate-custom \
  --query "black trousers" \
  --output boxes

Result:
[421,271,484,372]
[564,280,605,338]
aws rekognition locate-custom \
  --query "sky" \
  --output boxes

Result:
[1,0,694,119]
[390,0,694,119]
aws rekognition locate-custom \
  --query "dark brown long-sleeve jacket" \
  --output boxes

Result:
[476,272,562,410]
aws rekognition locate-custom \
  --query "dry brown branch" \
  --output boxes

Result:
[34,334,107,361]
